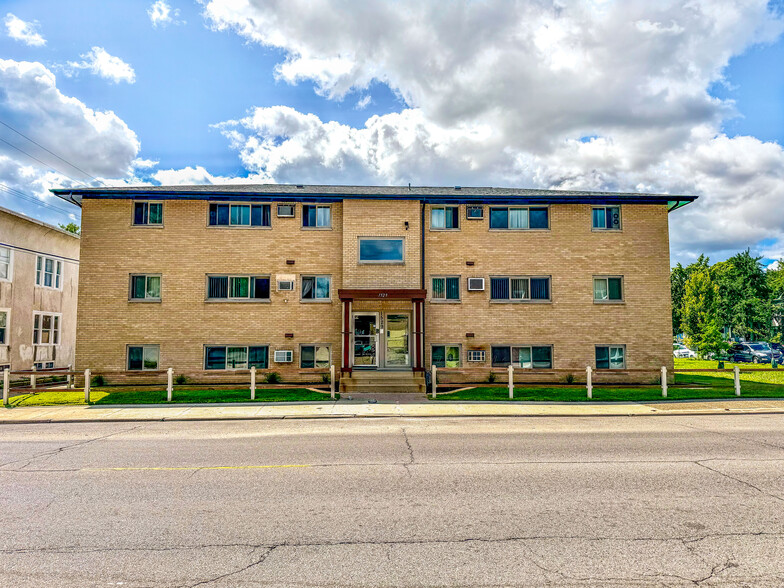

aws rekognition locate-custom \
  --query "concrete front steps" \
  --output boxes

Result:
[340,370,426,394]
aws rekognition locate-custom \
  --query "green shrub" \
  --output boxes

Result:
[175,374,187,385]
[564,373,575,384]
[321,372,331,384]
[487,372,497,384]
[91,374,105,387]
[264,371,282,384]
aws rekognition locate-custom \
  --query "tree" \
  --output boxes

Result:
[712,250,771,340]
[670,254,709,335]
[58,222,80,235]
[695,320,729,359]
[682,267,721,354]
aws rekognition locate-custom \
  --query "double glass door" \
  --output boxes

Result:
[352,313,410,368]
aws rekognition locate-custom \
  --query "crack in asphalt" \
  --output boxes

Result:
[695,460,784,503]
[676,420,784,453]
[186,545,276,587]
[401,426,414,477]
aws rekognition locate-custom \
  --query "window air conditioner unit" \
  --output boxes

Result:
[274,350,293,363]
[466,206,484,219]
[277,204,295,217]
[276,273,295,291]
[467,277,485,291]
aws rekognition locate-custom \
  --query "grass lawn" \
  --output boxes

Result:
[6,388,336,407]
[674,358,784,385]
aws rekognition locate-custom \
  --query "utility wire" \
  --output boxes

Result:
[0,136,94,188]
[0,119,104,186]
[0,183,78,217]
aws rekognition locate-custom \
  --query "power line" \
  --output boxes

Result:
[0,183,78,217]
[0,119,105,186]
[0,136,94,187]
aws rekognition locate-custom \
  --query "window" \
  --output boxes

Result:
[466,206,484,220]
[594,277,623,302]
[432,345,460,368]
[492,345,552,368]
[0,246,11,281]
[489,207,549,230]
[206,276,270,301]
[592,206,621,230]
[596,345,625,369]
[358,238,404,263]
[301,275,331,300]
[0,310,7,344]
[300,345,330,368]
[205,345,268,370]
[431,277,460,301]
[467,349,486,362]
[277,204,295,217]
[302,205,331,228]
[35,256,62,289]
[133,202,163,225]
[130,274,161,301]
[127,345,160,371]
[34,362,55,370]
[33,312,60,345]
[209,203,271,227]
[431,206,459,230]
[490,276,550,301]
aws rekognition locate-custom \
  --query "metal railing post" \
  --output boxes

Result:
[431,364,437,398]
[84,369,90,403]
[508,364,514,399]
[167,368,173,402]
[250,366,256,400]
[586,365,593,399]
[330,364,335,400]
[661,366,668,398]
[734,365,741,397]
[2,368,8,406]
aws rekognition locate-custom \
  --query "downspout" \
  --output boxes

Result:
[420,200,426,372]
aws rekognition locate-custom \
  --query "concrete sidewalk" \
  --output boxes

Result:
[3,395,784,423]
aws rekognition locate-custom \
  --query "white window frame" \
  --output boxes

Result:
[204,345,269,370]
[593,275,624,303]
[467,349,486,363]
[491,344,553,368]
[32,311,61,346]
[592,206,622,230]
[0,246,12,282]
[431,276,461,302]
[299,344,331,368]
[489,206,550,230]
[301,275,332,302]
[277,203,295,217]
[431,344,461,368]
[35,255,63,290]
[466,206,484,220]
[489,276,551,302]
[208,203,272,228]
[129,274,162,302]
[0,308,9,345]
[127,345,160,371]
[302,204,332,229]
[358,237,405,264]
[430,205,460,230]
[206,275,272,302]
[132,201,164,226]
[596,344,626,369]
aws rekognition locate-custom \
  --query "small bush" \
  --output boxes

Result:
[487,372,497,384]
[564,373,575,384]
[91,374,105,387]
[265,371,282,384]
[321,372,331,384]
[175,374,187,385]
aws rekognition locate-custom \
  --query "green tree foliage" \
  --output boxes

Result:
[670,255,709,334]
[711,250,771,340]
[682,267,720,350]
[58,222,81,235]
[694,321,729,359]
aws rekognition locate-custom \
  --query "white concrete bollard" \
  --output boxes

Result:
[84,369,91,403]
[586,365,593,400]
[734,365,741,397]
[250,366,256,400]
[67,364,72,389]
[2,368,8,406]
[508,364,514,399]
[167,367,173,402]
[30,365,36,390]
[431,364,437,398]
[661,366,668,398]
[330,364,335,400]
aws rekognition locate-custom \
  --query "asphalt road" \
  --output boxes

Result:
[2,415,784,587]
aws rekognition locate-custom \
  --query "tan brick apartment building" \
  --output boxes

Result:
[0,206,80,373]
[52,185,695,391]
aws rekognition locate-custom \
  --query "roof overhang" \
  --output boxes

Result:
[338,289,427,301]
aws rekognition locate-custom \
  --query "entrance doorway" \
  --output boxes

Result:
[353,313,378,367]
[352,312,411,369]
[385,314,410,367]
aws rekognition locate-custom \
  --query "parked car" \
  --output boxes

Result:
[752,342,784,364]
[726,342,772,363]
[673,344,697,359]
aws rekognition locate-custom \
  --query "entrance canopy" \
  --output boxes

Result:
[338,288,426,301]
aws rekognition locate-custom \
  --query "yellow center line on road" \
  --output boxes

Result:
[84,464,311,472]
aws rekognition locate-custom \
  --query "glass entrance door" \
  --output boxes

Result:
[385,314,410,367]
[353,314,378,367]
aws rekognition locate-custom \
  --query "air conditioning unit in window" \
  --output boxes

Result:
[277,204,295,217]
[274,350,293,363]
[277,280,294,291]
[467,277,485,291]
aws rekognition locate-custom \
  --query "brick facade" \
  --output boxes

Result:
[73,191,677,385]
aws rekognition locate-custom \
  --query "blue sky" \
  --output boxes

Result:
[0,1,783,265]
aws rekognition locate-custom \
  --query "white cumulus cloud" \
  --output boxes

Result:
[202,0,784,263]
[148,1,183,28]
[4,13,45,47]
[66,47,136,84]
